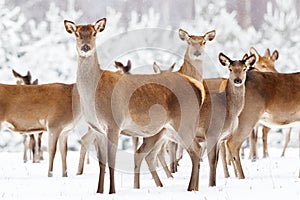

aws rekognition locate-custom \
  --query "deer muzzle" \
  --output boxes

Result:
[81,44,91,52]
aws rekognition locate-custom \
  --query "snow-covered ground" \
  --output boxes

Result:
[0,147,300,200]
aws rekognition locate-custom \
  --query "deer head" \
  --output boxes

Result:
[179,29,215,60]
[64,18,106,57]
[114,60,132,74]
[153,62,176,74]
[12,70,38,85]
[250,47,279,73]
[219,53,256,87]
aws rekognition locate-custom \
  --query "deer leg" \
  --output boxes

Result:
[29,134,35,162]
[38,132,43,160]
[107,128,119,194]
[186,140,201,191]
[226,140,245,179]
[249,128,258,161]
[220,140,230,178]
[134,139,154,189]
[77,128,94,175]
[262,126,270,158]
[134,131,163,189]
[47,131,60,177]
[281,128,292,157]
[32,134,40,163]
[23,135,28,163]
[145,151,163,187]
[207,139,218,187]
[94,133,107,194]
[168,141,177,173]
[132,137,139,152]
[59,131,68,177]
[157,144,173,178]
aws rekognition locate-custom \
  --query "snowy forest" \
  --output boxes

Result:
[1,1,300,199]
[0,0,300,151]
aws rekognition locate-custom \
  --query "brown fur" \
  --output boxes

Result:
[178,29,216,81]
[226,70,300,179]
[65,19,206,193]
[248,47,280,160]
[0,82,81,177]
[12,70,43,163]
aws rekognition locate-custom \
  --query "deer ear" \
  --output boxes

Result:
[204,30,216,41]
[271,50,279,61]
[94,18,106,33]
[32,79,38,85]
[264,48,271,58]
[126,60,132,71]
[169,63,176,72]
[178,29,190,41]
[114,61,123,70]
[219,53,231,67]
[245,54,256,69]
[27,71,32,80]
[153,62,161,74]
[12,69,21,78]
[242,53,249,61]
[250,47,259,63]
[64,20,76,34]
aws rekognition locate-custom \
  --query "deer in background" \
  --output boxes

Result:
[165,28,216,173]
[65,18,206,193]
[12,70,43,163]
[249,47,300,159]
[76,60,132,176]
[0,73,81,177]
[178,28,216,81]
[225,53,300,180]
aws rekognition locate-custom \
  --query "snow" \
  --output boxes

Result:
[0,147,300,200]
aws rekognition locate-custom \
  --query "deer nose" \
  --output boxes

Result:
[81,44,90,52]
[194,50,201,57]
[234,78,242,84]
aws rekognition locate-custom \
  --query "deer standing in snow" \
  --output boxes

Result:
[65,18,206,193]
[12,70,43,163]
[225,52,300,180]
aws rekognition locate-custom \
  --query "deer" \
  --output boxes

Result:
[165,28,216,173]
[130,52,255,189]
[250,47,300,159]
[76,60,132,176]
[64,18,206,193]
[0,73,81,177]
[224,52,300,180]
[12,70,43,163]
[178,28,216,81]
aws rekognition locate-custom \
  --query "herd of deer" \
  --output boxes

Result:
[1,17,300,194]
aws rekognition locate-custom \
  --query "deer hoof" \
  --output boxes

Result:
[48,171,53,177]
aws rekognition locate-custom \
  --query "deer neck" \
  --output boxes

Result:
[226,82,245,123]
[179,53,203,81]
[76,51,102,124]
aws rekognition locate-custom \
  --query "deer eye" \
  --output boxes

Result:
[202,41,206,45]
[75,32,79,37]
[229,68,232,72]
[243,68,247,71]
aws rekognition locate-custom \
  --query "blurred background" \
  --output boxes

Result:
[0,0,300,152]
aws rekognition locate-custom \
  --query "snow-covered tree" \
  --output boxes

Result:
[0,0,29,82]
[11,0,82,83]
[261,0,300,72]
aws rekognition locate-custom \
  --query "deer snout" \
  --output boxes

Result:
[81,44,91,52]
[194,50,201,57]
[233,78,242,85]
